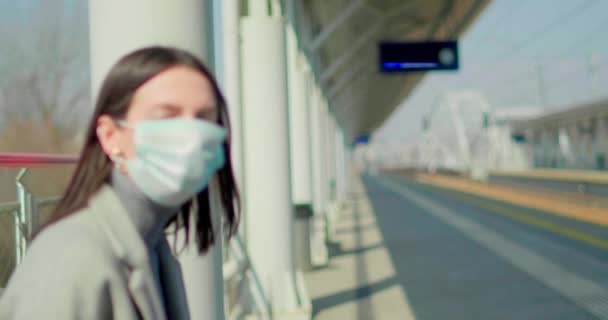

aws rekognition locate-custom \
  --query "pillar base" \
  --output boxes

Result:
[311,214,329,267]
[326,201,342,244]
[294,204,313,271]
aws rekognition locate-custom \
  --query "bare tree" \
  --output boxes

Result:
[0,2,89,286]
[0,0,90,151]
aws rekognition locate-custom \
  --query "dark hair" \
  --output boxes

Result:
[46,46,240,253]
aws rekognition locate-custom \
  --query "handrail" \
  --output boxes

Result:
[0,152,78,282]
[224,234,271,318]
[0,201,19,214]
[0,152,78,168]
[37,197,62,208]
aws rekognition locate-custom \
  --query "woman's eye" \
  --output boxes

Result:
[198,109,219,121]
[153,107,179,118]
[196,113,214,121]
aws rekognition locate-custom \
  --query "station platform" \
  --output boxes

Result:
[304,175,416,319]
[304,173,608,319]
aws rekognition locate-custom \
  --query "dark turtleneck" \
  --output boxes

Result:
[110,168,180,313]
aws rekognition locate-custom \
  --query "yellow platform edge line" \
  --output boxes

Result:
[413,175,608,227]
[405,177,608,250]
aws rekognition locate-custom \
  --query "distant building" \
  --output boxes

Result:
[485,107,543,172]
[512,98,608,170]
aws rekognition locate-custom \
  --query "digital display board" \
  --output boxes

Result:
[379,41,459,73]
[353,135,370,145]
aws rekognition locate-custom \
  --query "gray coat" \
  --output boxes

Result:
[0,186,190,319]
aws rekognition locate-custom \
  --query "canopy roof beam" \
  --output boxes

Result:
[319,0,424,84]
[308,0,367,52]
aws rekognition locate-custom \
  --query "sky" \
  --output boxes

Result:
[374,0,608,144]
[0,0,89,129]
[1,0,607,142]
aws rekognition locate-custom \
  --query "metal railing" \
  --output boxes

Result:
[223,235,271,319]
[0,152,270,318]
[0,153,78,277]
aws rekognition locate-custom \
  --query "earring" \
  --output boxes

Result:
[111,147,122,157]
[110,147,126,171]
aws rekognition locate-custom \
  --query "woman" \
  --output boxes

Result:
[0,46,239,319]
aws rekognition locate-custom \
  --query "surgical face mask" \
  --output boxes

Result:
[112,118,227,207]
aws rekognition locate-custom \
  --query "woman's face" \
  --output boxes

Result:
[97,66,218,167]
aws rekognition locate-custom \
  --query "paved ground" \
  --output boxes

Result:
[304,175,416,320]
[304,173,608,319]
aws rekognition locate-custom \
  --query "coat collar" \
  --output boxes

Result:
[89,185,189,320]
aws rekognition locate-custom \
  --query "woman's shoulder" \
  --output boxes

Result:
[29,207,116,265]
[4,206,120,291]
[0,208,128,319]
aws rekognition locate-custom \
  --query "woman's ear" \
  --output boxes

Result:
[96,115,119,156]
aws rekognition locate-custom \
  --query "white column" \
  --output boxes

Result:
[335,127,346,202]
[310,86,326,216]
[317,98,328,210]
[287,27,313,206]
[180,188,226,320]
[328,115,338,202]
[89,1,225,319]
[343,144,353,192]
[219,0,246,241]
[321,101,335,207]
[219,0,243,189]
[571,124,581,168]
[322,107,339,240]
[240,1,299,312]
[89,0,211,99]
[597,117,608,157]
[287,22,315,271]
[309,82,329,266]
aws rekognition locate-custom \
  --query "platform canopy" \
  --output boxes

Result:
[294,0,490,141]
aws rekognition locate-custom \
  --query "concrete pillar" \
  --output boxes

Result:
[217,0,247,243]
[323,103,337,205]
[594,117,605,169]
[335,127,347,202]
[215,2,249,315]
[589,122,595,169]
[328,115,338,202]
[287,27,313,207]
[322,108,340,241]
[240,0,300,313]
[219,0,244,203]
[571,123,581,168]
[319,99,329,209]
[310,87,327,215]
[344,144,353,188]
[309,82,329,265]
[596,117,608,170]
[287,22,314,271]
[89,1,225,319]
[89,0,212,99]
